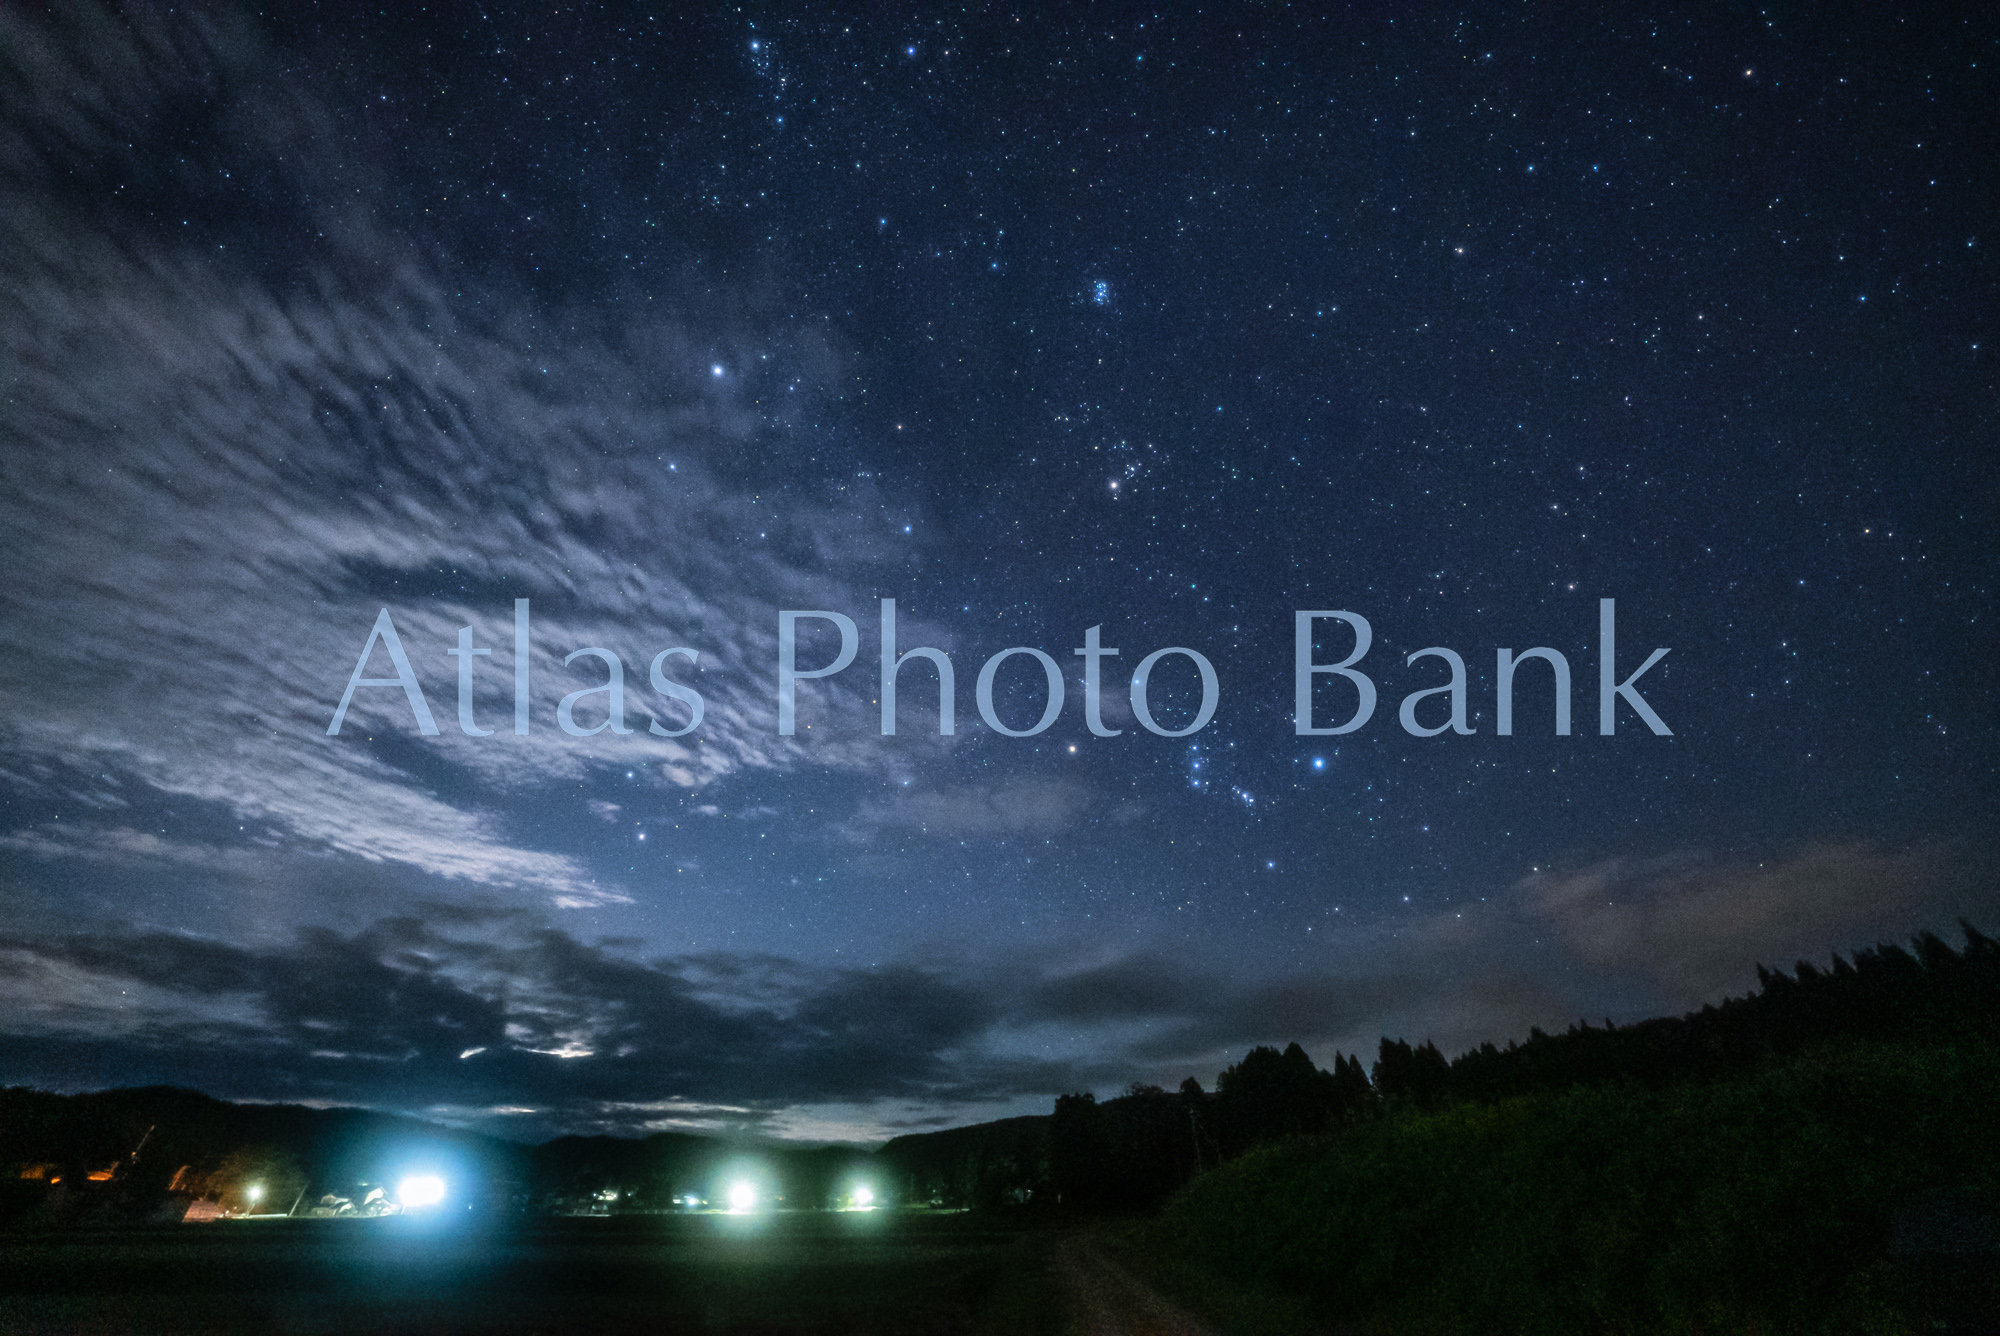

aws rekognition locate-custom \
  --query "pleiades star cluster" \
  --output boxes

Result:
[0,6,1991,1142]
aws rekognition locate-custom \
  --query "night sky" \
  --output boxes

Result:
[1,5,1993,1143]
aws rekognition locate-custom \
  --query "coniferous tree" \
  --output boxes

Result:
[1049,1092,1110,1209]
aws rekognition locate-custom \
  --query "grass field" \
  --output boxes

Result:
[0,1212,1088,1336]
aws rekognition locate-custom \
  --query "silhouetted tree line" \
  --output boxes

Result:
[1031,1045,1380,1211]
[904,924,1999,1212]
[876,1115,1049,1211]
[1428,923,1999,1107]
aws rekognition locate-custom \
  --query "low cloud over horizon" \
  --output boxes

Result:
[1,840,1982,1142]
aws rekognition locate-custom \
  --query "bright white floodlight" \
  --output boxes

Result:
[398,1175,447,1209]
[246,1184,263,1205]
[852,1185,874,1208]
[726,1181,757,1213]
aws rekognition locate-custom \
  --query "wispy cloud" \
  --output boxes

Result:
[0,7,933,910]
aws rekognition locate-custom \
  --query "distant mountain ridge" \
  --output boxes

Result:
[7,922,1993,1224]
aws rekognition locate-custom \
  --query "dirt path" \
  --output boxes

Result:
[1053,1235,1216,1336]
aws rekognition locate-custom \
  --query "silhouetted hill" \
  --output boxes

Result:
[877,1114,1051,1209]
[7,923,1993,1230]
[0,1087,889,1225]
[0,1084,525,1226]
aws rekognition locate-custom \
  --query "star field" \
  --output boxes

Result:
[0,5,1991,1140]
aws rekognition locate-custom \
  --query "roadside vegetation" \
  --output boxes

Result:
[1147,1041,1998,1333]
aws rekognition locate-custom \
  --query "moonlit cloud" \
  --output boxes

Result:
[0,9,932,914]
